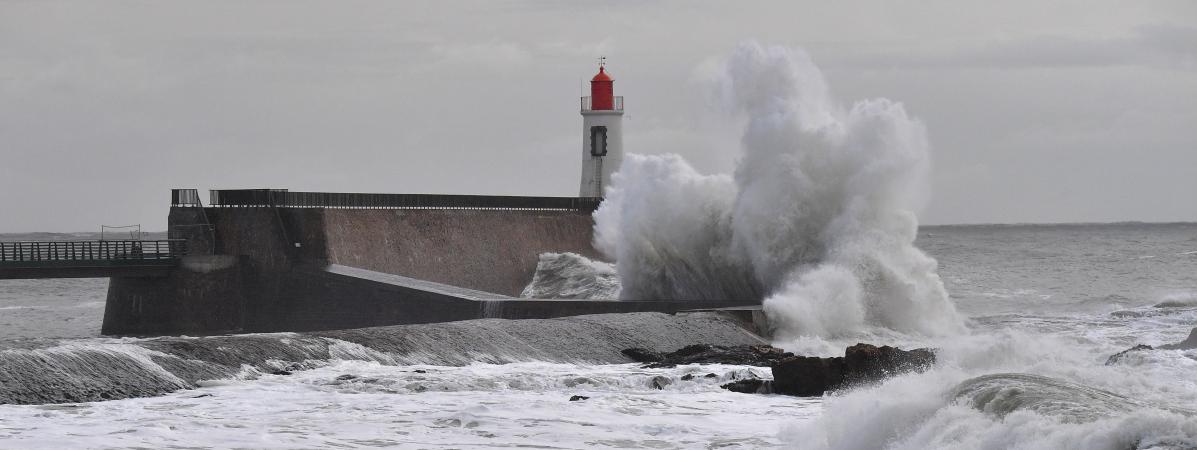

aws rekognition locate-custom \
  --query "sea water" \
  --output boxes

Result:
[2,223,1195,449]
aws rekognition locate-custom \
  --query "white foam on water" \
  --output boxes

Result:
[0,361,819,449]
[773,319,1197,450]
[589,43,1197,449]
[1155,292,1197,308]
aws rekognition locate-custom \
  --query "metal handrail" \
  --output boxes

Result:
[171,189,203,207]
[208,190,602,212]
[580,96,624,112]
[0,240,187,263]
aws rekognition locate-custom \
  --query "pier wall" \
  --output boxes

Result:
[102,198,759,336]
[102,255,247,335]
[321,209,601,296]
[105,206,610,335]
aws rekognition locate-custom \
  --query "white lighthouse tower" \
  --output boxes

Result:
[579,59,624,197]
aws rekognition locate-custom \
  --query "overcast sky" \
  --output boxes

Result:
[1,0,1194,232]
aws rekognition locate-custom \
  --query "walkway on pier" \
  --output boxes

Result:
[0,240,187,279]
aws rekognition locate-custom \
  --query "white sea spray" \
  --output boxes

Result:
[594,42,963,339]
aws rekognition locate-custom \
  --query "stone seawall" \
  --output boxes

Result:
[102,255,247,335]
[105,206,607,335]
[321,209,601,296]
[102,204,758,336]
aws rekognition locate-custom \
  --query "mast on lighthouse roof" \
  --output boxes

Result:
[579,57,624,198]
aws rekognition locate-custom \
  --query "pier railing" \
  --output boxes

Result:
[208,190,602,212]
[580,96,624,112]
[171,188,203,207]
[0,240,188,266]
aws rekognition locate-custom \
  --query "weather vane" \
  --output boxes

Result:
[598,56,606,68]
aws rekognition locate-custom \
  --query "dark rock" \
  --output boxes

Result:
[771,355,845,397]
[704,373,718,378]
[842,344,935,386]
[1159,328,1197,350]
[672,344,715,357]
[1106,344,1154,365]
[271,370,293,376]
[335,374,358,381]
[569,395,590,401]
[413,369,427,374]
[650,375,673,390]
[721,379,772,394]
[730,370,759,380]
[1106,328,1197,365]
[638,344,793,368]
[768,344,935,397]
[681,374,696,381]
[621,348,664,363]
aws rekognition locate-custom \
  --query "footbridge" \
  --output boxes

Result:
[0,240,187,279]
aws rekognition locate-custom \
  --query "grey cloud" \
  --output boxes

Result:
[820,24,1197,70]
[0,1,1193,231]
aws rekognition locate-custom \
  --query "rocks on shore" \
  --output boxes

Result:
[1106,327,1197,365]
[622,344,793,368]
[621,343,936,397]
[768,344,935,396]
[721,379,771,394]
[650,375,673,390]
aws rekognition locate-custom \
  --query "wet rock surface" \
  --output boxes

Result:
[1158,328,1197,350]
[721,379,772,394]
[650,375,673,390]
[621,348,664,363]
[634,343,938,397]
[626,342,935,397]
[1106,327,1197,365]
[770,344,935,396]
[620,342,935,397]
[1106,344,1156,365]
[625,344,794,368]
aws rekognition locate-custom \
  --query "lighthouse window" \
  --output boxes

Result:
[590,126,608,157]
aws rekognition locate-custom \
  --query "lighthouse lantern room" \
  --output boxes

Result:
[579,58,624,197]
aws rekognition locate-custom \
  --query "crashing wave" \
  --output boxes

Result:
[520,252,620,300]
[784,372,1197,450]
[951,373,1181,421]
[594,42,962,339]
[1154,292,1197,308]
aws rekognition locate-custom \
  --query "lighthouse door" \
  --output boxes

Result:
[590,126,608,157]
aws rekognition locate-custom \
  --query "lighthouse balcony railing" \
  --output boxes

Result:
[580,96,623,112]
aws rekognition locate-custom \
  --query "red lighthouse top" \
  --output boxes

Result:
[589,63,615,110]
[591,66,613,82]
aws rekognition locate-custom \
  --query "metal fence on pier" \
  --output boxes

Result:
[0,240,188,265]
[171,188,203,207]
[207,189,602,212]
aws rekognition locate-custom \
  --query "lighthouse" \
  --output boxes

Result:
[579,59,624,197]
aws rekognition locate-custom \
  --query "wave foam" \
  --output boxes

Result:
[594,42,962,339]
[521,252,620,300]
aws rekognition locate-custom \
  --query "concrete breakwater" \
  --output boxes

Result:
[2,312,765,405]
[103,194,758,336]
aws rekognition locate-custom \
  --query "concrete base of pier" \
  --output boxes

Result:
[102,203,759,336]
